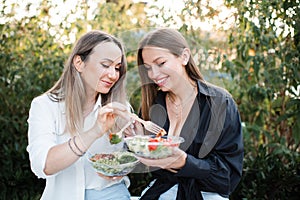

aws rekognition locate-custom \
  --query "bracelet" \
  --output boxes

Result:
[68,138,83,157]
[73,136,86,155]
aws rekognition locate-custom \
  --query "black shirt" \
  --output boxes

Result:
[140,80,244,200]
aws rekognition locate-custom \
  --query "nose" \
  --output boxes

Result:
[148,65,160,79]
[107,66,117,79]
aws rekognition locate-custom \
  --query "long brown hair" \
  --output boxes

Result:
[47,30,127,135]
[137,28,204,120]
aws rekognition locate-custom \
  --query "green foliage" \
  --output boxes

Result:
[0,16,67,199]
[149,0,300,199]
[1,0,299,199]
[222,0,300,145]
[0,1,149,199]
[231,138,300,200]
[222,0,300,198]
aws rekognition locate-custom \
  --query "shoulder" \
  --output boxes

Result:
[198,80,233,100]
[30,93,63,112]
[198,80,239,112]
[28,93,65,124]
[31,93,54,105]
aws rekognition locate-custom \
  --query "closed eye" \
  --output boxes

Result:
[101,63,121,71]
[143,64,152,71]
[157,61,166,67]
[101,63,110,68]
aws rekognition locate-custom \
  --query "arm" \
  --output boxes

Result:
[44,102,128,175]
[139,96,243,195]
[27,96,128,177]
[43,125,101,176]
[27,95,62,178]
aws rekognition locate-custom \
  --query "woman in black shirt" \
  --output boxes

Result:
[135,28,244,200]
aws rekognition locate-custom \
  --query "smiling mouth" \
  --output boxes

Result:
[102,80,114,87]
[155,77,167,87]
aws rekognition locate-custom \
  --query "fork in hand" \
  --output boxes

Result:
[114,121,133,138]
[129,113,166,136]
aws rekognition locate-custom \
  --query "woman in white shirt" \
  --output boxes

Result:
[27,30,132,200]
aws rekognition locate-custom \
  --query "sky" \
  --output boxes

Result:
[144,0,236,31]
[1,0,237,44]
[1,0,295,43]
[1,0,234,31]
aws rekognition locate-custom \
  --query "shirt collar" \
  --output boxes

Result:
[155,79,219,105]
[197,80,216,97]
[94,94,102,110]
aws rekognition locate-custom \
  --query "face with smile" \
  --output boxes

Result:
[142,46,188,92]
[75,42,122,95]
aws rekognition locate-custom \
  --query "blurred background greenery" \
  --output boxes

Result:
[0,0,299,199]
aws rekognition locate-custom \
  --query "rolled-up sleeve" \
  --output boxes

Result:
[27,95,59,179]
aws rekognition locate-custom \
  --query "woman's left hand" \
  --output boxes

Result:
[137,148,187,172]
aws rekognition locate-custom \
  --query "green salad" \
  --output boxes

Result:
[125,135,184,159]
[89,151,138,176]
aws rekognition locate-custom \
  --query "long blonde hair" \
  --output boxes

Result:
[47,30,127,135]
[137,28,203,120]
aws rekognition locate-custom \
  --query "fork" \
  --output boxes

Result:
[128,113,166,136]
[115,121,132,137]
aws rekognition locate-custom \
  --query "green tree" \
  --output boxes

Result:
[223,0,300,199]
[0,16,68,200]
[142,0,300,199]
[2,0,299,198]
[0,0,150,198]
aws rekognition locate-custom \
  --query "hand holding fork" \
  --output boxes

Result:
[128,113,166,136]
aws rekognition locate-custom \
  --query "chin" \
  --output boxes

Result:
[97,89,110,94]
[158,86,170,92]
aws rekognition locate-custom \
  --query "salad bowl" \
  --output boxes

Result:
[124,135,184,159]
[88,151,139,176]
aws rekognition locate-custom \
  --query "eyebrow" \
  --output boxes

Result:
[101,57,122,64]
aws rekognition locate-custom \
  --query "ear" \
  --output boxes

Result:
[181,48,190,66]
[73,55,84,72]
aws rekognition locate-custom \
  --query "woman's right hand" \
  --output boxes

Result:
[94,102,129,138]
[123,119,144,137]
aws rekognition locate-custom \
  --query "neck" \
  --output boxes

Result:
[168,83,197,105]
[83,94,97,117]
[166,82,197,121]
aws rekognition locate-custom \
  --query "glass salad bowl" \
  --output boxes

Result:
[88,151,139,176]
[124,135,184,159]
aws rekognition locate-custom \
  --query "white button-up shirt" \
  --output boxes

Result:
[27,94,129,200]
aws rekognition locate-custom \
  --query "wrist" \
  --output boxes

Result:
[87,123,104,139]
[178,152,187,169]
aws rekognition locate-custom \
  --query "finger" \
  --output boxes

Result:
[172,147,184,156]
[123,127,135,137]
[130,121,135,128]
[98,107,114,116]
[166,168,178,173]
[129,121,136,135]
[132,121,144,135]
[106,102,128,112]
[112,176,123,181]
[97,173,122,180]
[100,103,127,120]
[114,112,130,120]
[137,156,165,168]
[97,172,111,180]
